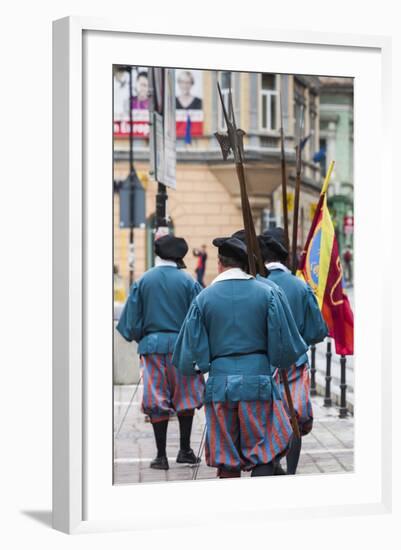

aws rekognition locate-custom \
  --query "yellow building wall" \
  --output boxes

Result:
[114,162,244,291]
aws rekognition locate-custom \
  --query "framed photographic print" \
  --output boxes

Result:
[52,17,392,534]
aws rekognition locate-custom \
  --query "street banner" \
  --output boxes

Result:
[153,112,165,183]
[163,68,177,188]
[150,70,177,189]
[298,161,354,355]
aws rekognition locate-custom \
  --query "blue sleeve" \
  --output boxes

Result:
[267,290,308,370]
[190,280,203,302]
[116,282,143,343]
[302,285,328,345]
[172,300,210,376]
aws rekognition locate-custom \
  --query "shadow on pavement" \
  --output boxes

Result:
[21,510,52,528]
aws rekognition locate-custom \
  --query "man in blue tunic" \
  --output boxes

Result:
[231,229,299,332]
[173,237,308,478]
[117,235,205,470]
[258,228,328,474]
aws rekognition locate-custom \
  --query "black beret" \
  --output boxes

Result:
[212,236,248,263]
[211,237,227,248]
[258,232,289,260]
[231,229,246,242]
[262,227,287,248]
[214,229,246,246]
[154,235,189,268]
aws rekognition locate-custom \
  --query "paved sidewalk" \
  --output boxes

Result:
[113,384,354,484]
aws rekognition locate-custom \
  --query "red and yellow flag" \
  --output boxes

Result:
[298,161,354,355]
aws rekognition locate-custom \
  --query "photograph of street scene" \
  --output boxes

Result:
[113,66,354,484]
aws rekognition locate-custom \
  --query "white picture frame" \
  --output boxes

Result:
[52,16,392,534]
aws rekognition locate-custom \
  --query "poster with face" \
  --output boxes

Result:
[113,67,130,122]
[113,66,204,139]
[131,68,149,110]
[175,69,204,137]
[113,66,150,137]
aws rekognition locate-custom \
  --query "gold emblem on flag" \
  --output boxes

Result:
[287,192,294,212]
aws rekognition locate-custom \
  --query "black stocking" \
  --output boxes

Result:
[152,420,168,458]
[177,414,194,451]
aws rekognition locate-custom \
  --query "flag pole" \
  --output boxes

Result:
[298,157,353,363]
[300,159,336,271]
[284,104,305,439]
[320,160,335,196]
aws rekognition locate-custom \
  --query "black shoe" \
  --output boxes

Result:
[273,461,287,475]
[150,456,169,470]
[176,448,201,464]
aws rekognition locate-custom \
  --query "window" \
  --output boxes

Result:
[260,73,278,131]
[309,93,318,157]
[218,71,232,130]
[293,79,306,141]
[261,208,278,232]
[319,138,327,177]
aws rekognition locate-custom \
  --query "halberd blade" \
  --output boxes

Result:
[214,132,232,160]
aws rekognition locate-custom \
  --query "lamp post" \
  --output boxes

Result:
[149,67,169,233]
[127,65,135,286]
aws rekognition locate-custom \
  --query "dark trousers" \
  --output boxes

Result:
[196,268,205,287]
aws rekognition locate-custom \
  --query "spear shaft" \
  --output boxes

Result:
[281,370,301,439]
[235,163,266,277]
[236,163,257,276]
[215,83,299,442]
[291,106,304,275]
[215,82,265,277]
[291,145,302,274]
[279,90,290,250]
[280,90,301,439]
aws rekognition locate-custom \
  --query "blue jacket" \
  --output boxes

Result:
[260,268,328,366]
[257,274,300,329]
[116,266,202,355]
[173,275,308,403]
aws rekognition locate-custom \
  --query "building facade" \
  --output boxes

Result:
[114,68,324,290]
[319,77,354,260]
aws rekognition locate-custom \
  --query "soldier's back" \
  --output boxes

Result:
[197,278,272,360]
[267,269,307,327]
[140,266,197,333]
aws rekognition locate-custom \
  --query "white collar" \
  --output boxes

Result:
[155,256,177,268]
[265,261,291,273]
[211,267,253,285]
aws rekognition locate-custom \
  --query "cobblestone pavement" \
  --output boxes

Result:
[114,384,354,484]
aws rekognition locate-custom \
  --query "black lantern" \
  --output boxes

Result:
[119,169,146,229]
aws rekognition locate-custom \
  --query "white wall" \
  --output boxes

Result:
[0,0,399,547]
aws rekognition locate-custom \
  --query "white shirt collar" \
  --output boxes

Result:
[265,261,291,273]
[211,267,253,285]
[155,256,177,268]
